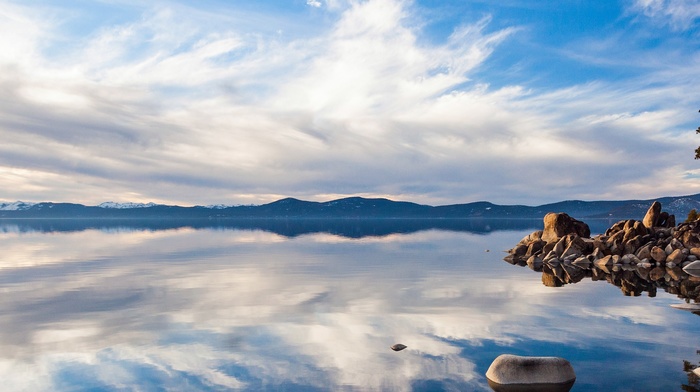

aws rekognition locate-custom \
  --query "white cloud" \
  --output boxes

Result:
[0,0,697,206]
[630,0,700,30]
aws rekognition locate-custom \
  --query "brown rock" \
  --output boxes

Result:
[636,244,652,260]
[643,201,661,228]
[667,214,676,228]
[649,266,666,281]
[553,236,567,257]
[562,235,587,258]
[633,220,648,236]
[518,231,543,245]
[526,239,546,257]
[650,246,667,263]
[667,249,686,265]
[605,220,625,236]
[690,247,700,258]
[542,271,563,287]
[595,255,614,267]
[542,212,591,243]
[622,226,638,243]
[606,230,625,248]
[511,244,528,257]
[681,231,700,249]
[623,235,642,255]
[667,267,684,281]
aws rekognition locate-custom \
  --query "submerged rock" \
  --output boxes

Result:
[486,354,575,392]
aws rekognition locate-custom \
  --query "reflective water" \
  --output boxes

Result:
[0,219,698,391]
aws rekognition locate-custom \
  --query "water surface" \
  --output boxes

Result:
[0,220,697,391]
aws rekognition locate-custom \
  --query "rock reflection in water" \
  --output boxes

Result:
[504,202,700,304]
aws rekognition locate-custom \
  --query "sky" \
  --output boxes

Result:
[0,0,699,207]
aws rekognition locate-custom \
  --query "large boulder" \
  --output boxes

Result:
[541,213,590,243]
[643,201,661,228]
[486,354,575,391]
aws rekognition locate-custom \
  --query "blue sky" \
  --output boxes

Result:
[0,0,698,206]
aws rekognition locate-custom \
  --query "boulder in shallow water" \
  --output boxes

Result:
[486,354,575,392]
[541,213,590,243]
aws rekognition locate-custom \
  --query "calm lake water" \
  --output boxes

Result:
[0,219,698,391]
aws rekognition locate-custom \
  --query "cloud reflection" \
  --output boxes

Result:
[0,227,697,390]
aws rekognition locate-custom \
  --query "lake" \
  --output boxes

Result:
[0,219,698,391]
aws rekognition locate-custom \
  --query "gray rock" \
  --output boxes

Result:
[637,261,653,269]
[553,237,567,257]
[527,255,543,271]
[572,256,591,268]
[620,254,640,264]
[486,354,576,386]
[682,260,700,277]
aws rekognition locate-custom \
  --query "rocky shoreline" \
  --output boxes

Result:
[504,201,700,302]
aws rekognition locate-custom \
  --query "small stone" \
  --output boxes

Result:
[390,344,407,352]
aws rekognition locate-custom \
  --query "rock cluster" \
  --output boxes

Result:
[505,202,700,301]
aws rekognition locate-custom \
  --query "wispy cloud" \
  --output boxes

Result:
[0,0,698,205]
[629,0,700,30]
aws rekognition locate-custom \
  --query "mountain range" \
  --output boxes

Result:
[2,193,700,221]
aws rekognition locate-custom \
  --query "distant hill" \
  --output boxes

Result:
[2,194,700,221]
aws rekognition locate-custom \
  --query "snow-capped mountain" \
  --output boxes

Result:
[201,204,233,209]
[0,201,36,211]
[98,202,159,209]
